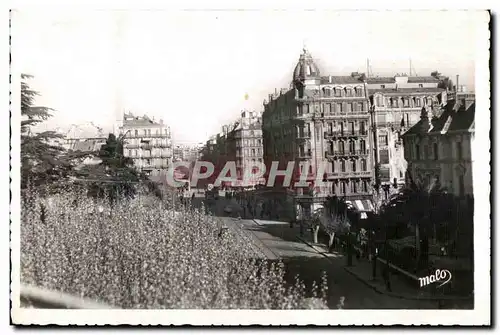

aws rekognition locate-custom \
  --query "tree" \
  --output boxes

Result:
[385,170,452,269]
[312,196,351,247]
[20,74,73,190]
[77,133,144,203]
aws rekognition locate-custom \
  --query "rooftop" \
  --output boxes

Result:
[320,76,364,85]
[368,87,445,94]
[403,100,475,136]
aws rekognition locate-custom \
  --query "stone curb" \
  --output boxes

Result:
[295,233,472,302]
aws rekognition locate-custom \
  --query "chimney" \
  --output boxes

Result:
[456,75,459,92]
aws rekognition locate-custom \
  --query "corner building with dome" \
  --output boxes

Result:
[262,48,374,214]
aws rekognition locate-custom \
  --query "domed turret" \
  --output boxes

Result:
[293,47,321,83]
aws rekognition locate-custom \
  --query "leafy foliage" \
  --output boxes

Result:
[20,74,72,190]
[314,196,351,235]
[21,186,330,309]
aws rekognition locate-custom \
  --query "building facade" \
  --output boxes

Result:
[234,110,264,187]
[118,112,173,176]
[402,94,475,197]
[262,48,373,212]
[367,75,448,188]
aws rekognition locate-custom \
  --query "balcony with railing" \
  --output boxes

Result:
[325,150,369,158]
[324,171,372,179]
[296,132,311,139]
[324,130,369,139]
[297,150,312,159]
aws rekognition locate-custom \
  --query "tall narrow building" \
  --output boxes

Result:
[120,112,173,176]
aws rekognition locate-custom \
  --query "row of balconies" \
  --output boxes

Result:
[131,153,172,159]
[325,150,369,158]
[126,143,171,149]
[324,130,369,138]
[123,133,172,139]
[292,130,369,140]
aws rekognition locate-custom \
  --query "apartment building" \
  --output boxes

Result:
[402,93,475,197]
[367,74,448,187]
[262,48,374,214]
[118,112,173,176]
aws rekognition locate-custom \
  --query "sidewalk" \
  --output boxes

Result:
[294,230,473,305]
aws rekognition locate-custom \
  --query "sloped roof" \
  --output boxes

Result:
[70,139,106,152]
[407,76,440,83]
[403,101,475,136]
[368,87,445,95]
[67,122,105,139]
[366,77,396,84]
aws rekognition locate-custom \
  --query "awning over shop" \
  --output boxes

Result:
[346,199,375,212]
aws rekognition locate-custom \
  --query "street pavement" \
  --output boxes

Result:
[188,197,438,308]
[221,216,437,309]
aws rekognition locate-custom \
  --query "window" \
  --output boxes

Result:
[358,103,364,111]
[341,181,346,194]
[324,88,331,97]
[351,180,357,193]
[128,149,132,156]
[347,103,352,112]
[376,95,383,106]
[146,159,151,165]
[361,159,367,171]
[328,122,333,133]
[148,129,151,136]
[379,135,388,146]
[134,150,138,156]
[304,105,309,113]
[349,122,355,135]
[416,98,421,107]
[360,140,366,153]
[250,130,254,136]
[135,130,138,136]
[339,141,345,154]
[340,122,344,135]
[349,140,355,153]
[325,103,331,114]
[360,122,366,135]
[416,144,420,160]
[341,160,346,172]
[331,161,335,173]
[457,142,463,160]
[419,84,424,88]
[362,180,368,192]
[381,85,386,89]
[156,129,159,135]
[335,89,342,97]
[433,142,439,160]
[144,129,147,136]
[339,103,343,113]
[299,145,304,157]
[316,125,321,141]
[379,149,390,164]
[251,149,255,156]
[352,160,357,172]
[404,98,409,107]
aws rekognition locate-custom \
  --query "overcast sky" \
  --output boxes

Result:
[13,10,483,144]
